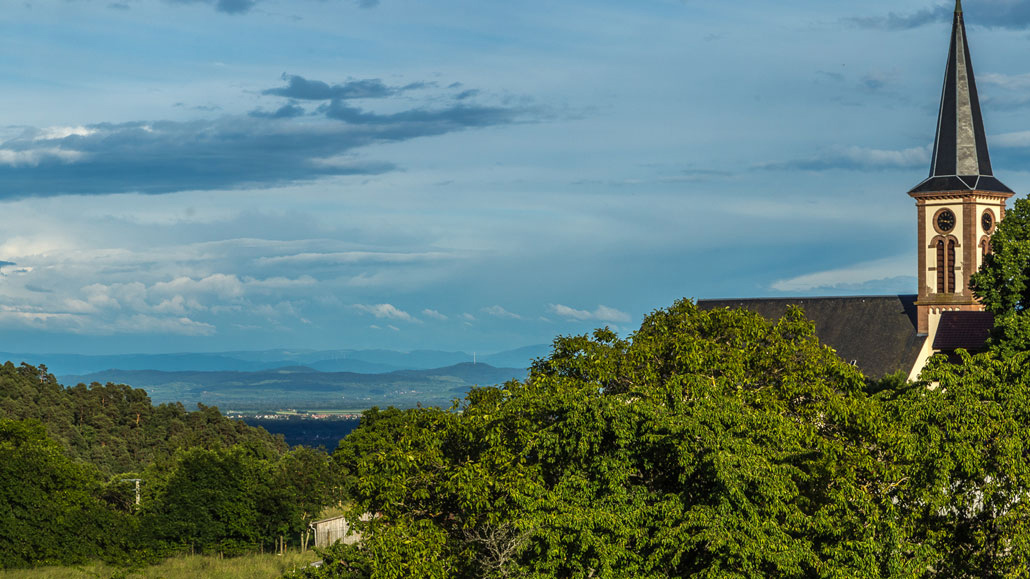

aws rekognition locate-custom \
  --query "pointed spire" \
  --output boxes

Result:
[909,2,1012,195]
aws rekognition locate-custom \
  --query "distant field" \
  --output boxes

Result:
[0,551,318,579]
[59,362,527,410]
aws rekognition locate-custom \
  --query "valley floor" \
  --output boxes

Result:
[0,552,319,579]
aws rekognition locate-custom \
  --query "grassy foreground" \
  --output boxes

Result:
[0,551,320,579]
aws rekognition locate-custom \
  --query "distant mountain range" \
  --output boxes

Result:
[0,346,548,410]
[58,363,529,411]
[0,345,550,377]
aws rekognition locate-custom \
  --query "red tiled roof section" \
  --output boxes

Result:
[932,311,994,351]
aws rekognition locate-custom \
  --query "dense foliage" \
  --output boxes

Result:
[0,418,133,568]
[306,302,917,578]
[15,199,1030,575]
[282,289,1030,579]
[0,362,341,568]
[0,361,287,476]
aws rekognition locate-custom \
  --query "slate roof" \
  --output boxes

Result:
[909,0,1013,195]
[932,310,993,351]
[697,295,926,379]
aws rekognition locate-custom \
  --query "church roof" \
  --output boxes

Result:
[932,310,993,351]
[909,0,1013,195]
[697,295,926,379]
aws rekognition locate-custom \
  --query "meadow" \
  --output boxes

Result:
[0,552,319,579]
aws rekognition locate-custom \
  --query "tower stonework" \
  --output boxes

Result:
[909,0,1013,335]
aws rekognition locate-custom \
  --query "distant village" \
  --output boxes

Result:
[226,411,363,421]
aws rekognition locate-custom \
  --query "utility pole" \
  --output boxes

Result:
[121,478,143,507]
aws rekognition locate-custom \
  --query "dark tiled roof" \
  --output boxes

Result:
[908,4,1012,195]
[697,295,926,379]
[932,311,993,351]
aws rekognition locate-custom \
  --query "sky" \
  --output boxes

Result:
[2,0,1030,355]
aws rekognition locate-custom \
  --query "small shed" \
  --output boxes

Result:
[310,514,362,547]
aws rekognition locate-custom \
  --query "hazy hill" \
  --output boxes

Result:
[1,345,549,376]
[59,362,528,410]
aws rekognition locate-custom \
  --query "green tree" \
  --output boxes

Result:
[970,198,1030,356]
[0,419,131,568]
[144,446,267,555]
[319,300,919,578]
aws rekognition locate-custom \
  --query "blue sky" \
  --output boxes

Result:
[1,0,1030,355]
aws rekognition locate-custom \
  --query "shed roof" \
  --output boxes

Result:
[697,295,926,379]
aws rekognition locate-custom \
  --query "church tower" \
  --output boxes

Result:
[909,0,1013,335]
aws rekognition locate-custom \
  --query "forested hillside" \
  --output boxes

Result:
[0,362,340,569]
[0,361,286,476]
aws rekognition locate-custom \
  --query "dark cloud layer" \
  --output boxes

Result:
[0,77,528,197]
[164,0,377,14]
[167,0,257,14]
[850,2,1030,30]
[263,75,424,100]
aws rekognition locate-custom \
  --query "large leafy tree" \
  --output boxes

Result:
[0,419,131,568]
[316,300,918,578]
[891,195,1030,575]
[971,198,1030,355]
[144,445,339,556]
[897,351,1030,576]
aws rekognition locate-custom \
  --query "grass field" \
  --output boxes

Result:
[0,551,320,579]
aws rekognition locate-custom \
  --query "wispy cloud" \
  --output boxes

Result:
[848,3,1030,31]
[353,303,417,322]
[770,255,914,293]
[482,305,522,320]
[422,308,447,320]
[165,0,376,14]
[758,144,930,172]
[263,75,424,101]
[548,304,631,323]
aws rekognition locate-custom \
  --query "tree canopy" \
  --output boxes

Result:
[314,300,920,578]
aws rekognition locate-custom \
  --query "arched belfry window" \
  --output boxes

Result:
[980,235,991,259]
[936,239,945,293]
[933,235,959,294]
[948,238,956,292]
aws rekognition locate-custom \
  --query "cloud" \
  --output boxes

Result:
[164,0,377,14]
[994,130,1030,147]
[770,255,914,293]
[248,104,306,119]
[848,3,1030,31]
[0,305,216,336]
[758,144,931,172]
[548,304,631,323]
[353,303,416,322]
[263,74,424,101]
[846,5,951,30]
[256,251,454,267]
[0,75,528,198]
[979,73,1030,110]
[482,305,522,319]
[422,308,447,320]
[166,0,258,15]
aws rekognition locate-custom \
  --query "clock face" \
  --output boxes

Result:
[937,209,956,232]
[982,211,994,232]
